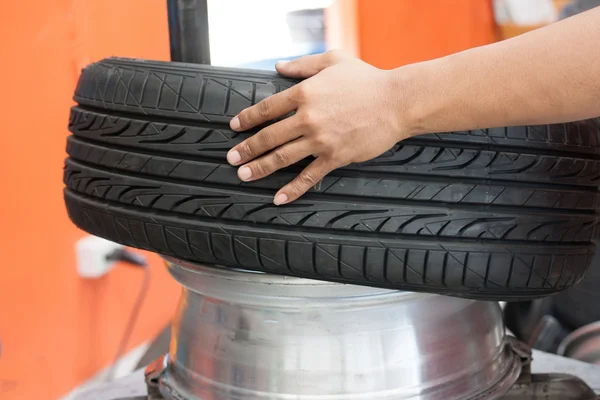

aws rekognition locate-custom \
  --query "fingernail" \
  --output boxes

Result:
[238,166,252,181]
[276,60,289,68]
[230,116,241,131]
[227,150,241,165]
[274,193,288,206]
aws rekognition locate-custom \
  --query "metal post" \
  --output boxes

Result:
[167,0,211,64]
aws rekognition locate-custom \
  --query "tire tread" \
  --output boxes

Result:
[63,57,600,300]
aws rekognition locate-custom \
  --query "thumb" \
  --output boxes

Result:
[276,50,346,79]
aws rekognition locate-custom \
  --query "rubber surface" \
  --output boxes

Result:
[64,57,600,299]
[553,243,600,329]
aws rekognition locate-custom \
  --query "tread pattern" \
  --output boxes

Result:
[73,59,600,153]
[553,242,600,329]
[67,137,600,212]
[70,107,600,186]
[64,160,599,243]
[65,190,591,300]
[74,58,295,124]
[417,123,600,155]
[63,57,600,300]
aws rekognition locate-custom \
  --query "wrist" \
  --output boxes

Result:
[387,62,432,140]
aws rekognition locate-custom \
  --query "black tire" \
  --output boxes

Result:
[553,242,600,329]
[64,57,600,300]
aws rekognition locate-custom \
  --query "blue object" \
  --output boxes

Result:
[237,43,327,71]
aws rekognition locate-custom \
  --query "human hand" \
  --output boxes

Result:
[226,50,410,205]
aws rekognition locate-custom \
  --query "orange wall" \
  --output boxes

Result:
[335,0,496,68]
[0,1,496,398]
[0,1,180,399]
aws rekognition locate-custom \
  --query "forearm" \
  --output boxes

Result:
[226,14,600,203]
[397,6,600,137]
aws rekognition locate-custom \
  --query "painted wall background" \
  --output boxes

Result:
[0,1,496,398]
[354,0,496,68]
[0,2,180,399]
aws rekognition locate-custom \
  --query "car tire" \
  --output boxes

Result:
[64,57,600,300]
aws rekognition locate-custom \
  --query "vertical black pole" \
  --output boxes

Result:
[167,0,211,64]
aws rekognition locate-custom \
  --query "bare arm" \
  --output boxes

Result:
[227,7,600,205]
[402,5,600,135]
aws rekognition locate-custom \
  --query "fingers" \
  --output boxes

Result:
[230,87,298,132]
[275,50,347,78]
[227,117,302,166]
[229,51,348,132]
[274,158,334,205]
[236,139,312,183]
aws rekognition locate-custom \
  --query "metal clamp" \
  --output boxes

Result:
[508,336,533,384]
[503,337,599,400]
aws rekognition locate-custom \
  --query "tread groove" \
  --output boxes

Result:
[484,253,491,289]
[362,246,368,281]
[506,256,515,288]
